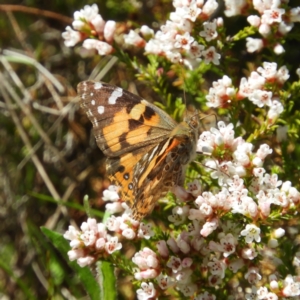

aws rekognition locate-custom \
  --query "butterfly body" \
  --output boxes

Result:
[78,81,200,220]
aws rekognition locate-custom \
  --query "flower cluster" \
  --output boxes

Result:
[62,4,116,55]
[206,61,289,123]
[129,120,300,299]
[197,121,300,219]
[224,0,300,54]
[106,213,154,240]
[64,218,122,267]
[126,0,221,69]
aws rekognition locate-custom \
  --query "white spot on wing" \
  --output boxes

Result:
[97,106,104,114]
[91,100,95,105]
[94,82,103,89]
[108,87,123,105]
[90,92,94,96]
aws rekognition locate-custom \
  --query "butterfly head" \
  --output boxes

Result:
[183,110,201,137]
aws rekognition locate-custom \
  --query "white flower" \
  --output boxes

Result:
[277,65,290,83]
[176,1,202,22]
[137,223,154,239]
[166,256,182,273]
[259,23,271,36]
[136,282,156,300]
[102,185,119,201]
[82,39,113,55]
[257,62,278,80]
[256,144,273,160]
[220,233,237,257]
[247,15,261,27]
[195,291,216,300]
[207,257,226,278]
[202,0,219,17]
[124,30,145,47]
[267,100,284,120]
[105,235,122,254]
[224,0,247,17]
[274,43,285,55]
[241,224,261,243]
[132,247,159,270]
[140,25,154,36]
[77,256,95,267]
[256,286,269,299]
[246,37,263,53]
[62,26,81,47]
[189,41,204,58]
[73,4,101,30]
[157,273,173,290]
[199,20,218,41]
[174,32,194,50]
[261,8,285,25]
[248,89,273,107]
[241,247,258,260]
[200,218,219,236]
[278,22,294,35]
[244,267,262,284]
[168,205,190,225]
[282,275,300,296]
[290,7,300,22]
[202,46,221,65]
[103,20,116,43]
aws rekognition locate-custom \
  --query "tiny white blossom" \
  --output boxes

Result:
[124,30,145,47]
[62,26,81,47]
[202,46,221,65]
[136,282,156,300]
[246,37,263,53]
[282,275,300,297]
[174,32,194,50]
[247,15,261,27]
[224,0,247,17]
[82,39,113,55]
[274,43,285,55]
[241,224,261,243]
[199,20,218,42]
[102,185,119,201]
[245,267,262,284]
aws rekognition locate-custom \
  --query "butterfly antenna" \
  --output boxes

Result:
[178,64,187,119]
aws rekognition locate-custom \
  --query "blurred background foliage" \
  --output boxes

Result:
[1,0,300,299]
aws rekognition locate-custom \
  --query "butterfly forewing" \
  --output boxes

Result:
[77,80,200,220]
[78,81,176,157]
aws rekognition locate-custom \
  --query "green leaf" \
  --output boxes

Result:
[41,227,101,300]
[30,192,104,218]
[98,261,117,300]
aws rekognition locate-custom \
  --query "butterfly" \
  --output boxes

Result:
[77,81,201,220]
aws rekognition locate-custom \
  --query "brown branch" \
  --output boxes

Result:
[0,4,73,24]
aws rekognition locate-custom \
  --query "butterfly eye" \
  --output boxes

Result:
[189,115,199,129]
